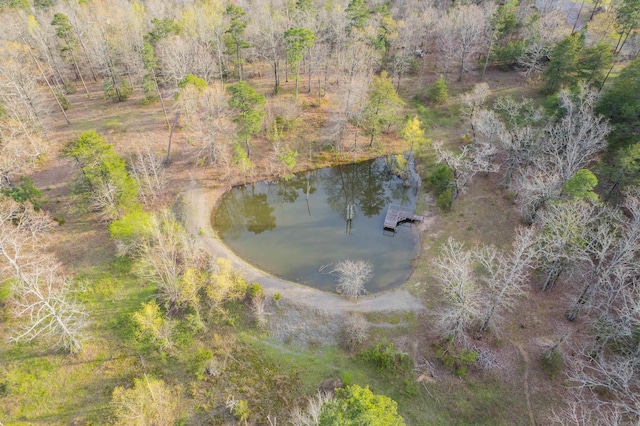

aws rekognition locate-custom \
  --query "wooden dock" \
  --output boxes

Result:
[383,205,423,232]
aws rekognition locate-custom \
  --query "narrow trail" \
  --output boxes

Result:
[514,341,536,426]
[178,181,426,315]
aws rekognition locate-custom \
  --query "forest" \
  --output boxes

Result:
[0,0,639,424]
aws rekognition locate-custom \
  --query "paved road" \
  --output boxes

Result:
[536,0,587,30]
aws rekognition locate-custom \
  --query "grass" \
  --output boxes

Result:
[0,257,156,425]
[243,328,533,425]
[411,100,462,140]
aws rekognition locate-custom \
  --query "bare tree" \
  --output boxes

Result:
[10,259,89,353]
[434,141,499,200]
[433,238,484,346]
[537,87,610,187]
[435,5,488,81]
[250,292,269,330]
[0,199,88,353]
[517,10,570,76]
[89,179,125,223]
[567,346,640,424]
[532,200,596,291]
[0,199,53,281]
[564,205,633,321]
[190,82,233,166]
[331,259,372,299]
[135,210,208,313]
[129,144,167,205]
[476,227,535,332]
[461,83,491,139]
[0,41,50,187]
[514,86,610,220]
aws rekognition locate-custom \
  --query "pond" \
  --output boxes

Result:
[212,156,421,293]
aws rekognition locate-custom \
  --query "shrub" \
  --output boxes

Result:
[318,385,405,425]
[188,348,214,380]
[437,188,454,212]
[103,79,132,102]
[109,210,154,255]
[56,91,71,110]
[427,164,454,195]
[341,314,370,351]
[541,349,563,380]
[232,399,250,422]
[428,75,449,104]
[359,342,412,373]
[177,74,208,91]
[247,282,264,300]
[1,176,45,210]
[433,342,478,377]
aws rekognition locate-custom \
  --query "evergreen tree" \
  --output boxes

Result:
[225,4,249,80]
[363,71,404,146]
[284,27,316,100]
[542,33,583,94]
[429,75,449,104]
[228,81,266,158]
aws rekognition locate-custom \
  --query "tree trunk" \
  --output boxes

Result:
[599,62,616,91]
[166,112,181,164]
[542,260,563,291]
[566,281,593,321]
[308,58,312,93]
[273,59,279,93]
[572,0,586,34]
[153,70,170,130]
[482,32,495,80]
[77,37,99,82]
[458,47,466,82]
[589,0,602,20]
[29,49,70,125]
[70,50,90,98]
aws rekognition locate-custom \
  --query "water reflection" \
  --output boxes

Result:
[212,156,420,292]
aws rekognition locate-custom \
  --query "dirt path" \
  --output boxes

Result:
[514,342,536,426]
[179,180,426,315]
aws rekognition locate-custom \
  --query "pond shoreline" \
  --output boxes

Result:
[179,179,426,314]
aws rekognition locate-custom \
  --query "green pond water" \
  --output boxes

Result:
[212,156,421,293]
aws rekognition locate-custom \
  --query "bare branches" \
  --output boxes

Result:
[135,210,208,313]
[537,87,610,186]
[434,141,498,199]
[341,313,370,351]
[331,259,372,299]
[129,145,167,205]
[0,41,50,187]
[0,199,89,353]
[0,198,54,281]
[533,200,596,291]
[477,227,535,332]
[10,260,88,353]
[433,238,483,346]
[290,391,334,426]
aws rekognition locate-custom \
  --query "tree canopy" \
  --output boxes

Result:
[318,385,405,426]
